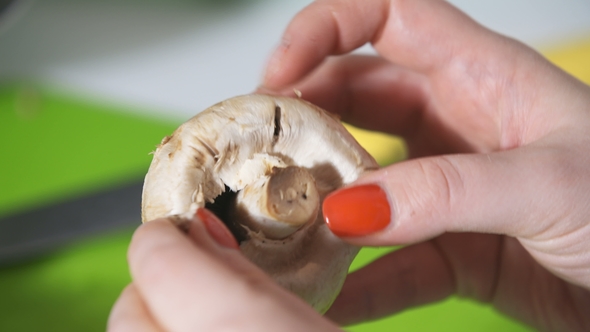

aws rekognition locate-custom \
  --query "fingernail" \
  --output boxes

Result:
[196,208,240,250]
[323,184,391,237]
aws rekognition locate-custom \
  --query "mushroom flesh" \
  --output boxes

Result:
[141,94,378,313]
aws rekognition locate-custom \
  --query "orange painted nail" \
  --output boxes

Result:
[196,208,240,250]
[323,184,391,237]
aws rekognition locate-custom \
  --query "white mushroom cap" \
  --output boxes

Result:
[142,94,378,312]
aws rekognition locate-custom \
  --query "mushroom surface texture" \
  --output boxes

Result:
[141,94,379,313]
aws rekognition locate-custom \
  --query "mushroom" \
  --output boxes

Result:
[141,94,378,313]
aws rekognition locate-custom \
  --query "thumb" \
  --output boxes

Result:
[322,145,571,246]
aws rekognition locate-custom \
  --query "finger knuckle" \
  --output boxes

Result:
[415,156,466,216]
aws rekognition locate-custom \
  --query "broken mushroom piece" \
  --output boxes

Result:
[141,94,378,313]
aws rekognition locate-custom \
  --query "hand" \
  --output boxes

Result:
[261,0,590,331]
[107,209,339,332]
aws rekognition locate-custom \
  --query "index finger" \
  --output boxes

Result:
[263,0,490,89]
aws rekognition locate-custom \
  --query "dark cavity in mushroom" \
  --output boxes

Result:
[272,105,281,145]
[205,185,249,243]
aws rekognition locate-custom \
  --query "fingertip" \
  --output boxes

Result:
[261,0,391,89]
[108,284,163,332]
[261,2,340,89]
[128,219,171,263]
[127,216,205,289]
[262,37,292,89]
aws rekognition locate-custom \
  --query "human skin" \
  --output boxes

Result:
[108,211,339,332]
[109,0,590,331]
[261,0,590,330]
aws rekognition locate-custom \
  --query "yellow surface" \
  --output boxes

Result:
[344,124,407,166]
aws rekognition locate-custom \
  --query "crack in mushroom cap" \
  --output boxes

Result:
[141,94,379,313]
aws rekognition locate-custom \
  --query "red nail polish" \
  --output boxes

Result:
[196,208,240,250]
[322,184,391,237]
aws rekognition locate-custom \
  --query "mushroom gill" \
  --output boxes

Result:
[141,94,378,313]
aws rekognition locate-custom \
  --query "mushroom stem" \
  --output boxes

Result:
[235,166,319,239]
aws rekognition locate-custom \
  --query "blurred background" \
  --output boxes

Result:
[0,0,589,331]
